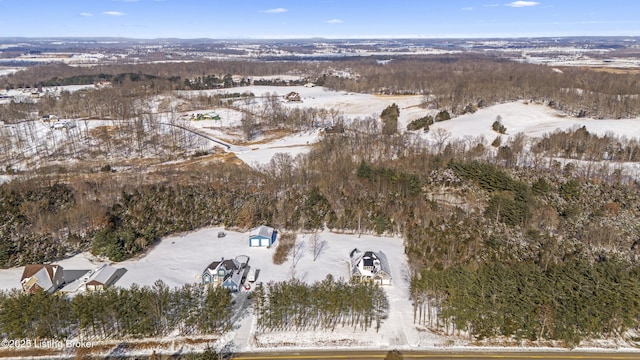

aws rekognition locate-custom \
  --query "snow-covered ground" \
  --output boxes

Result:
[0,228,444,351]
[428,101,640,142]
[4,227,638,354]
[0,67,22,77]
[7,84,640,172]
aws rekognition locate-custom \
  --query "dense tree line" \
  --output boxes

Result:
[411,258,640,347]
[0,280,232,340]
[254,277,388,332]
[0,183,77,267]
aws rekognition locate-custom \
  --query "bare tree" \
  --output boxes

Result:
[240,111,256,141]
[431,128,451,153]
[289,235,306,280]
[310,232,327,262]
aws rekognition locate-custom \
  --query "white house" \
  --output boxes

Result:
[349,248,392,285]
[249,225,278,247]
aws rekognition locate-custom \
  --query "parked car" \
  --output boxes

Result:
[247,268,256,282]
[217,231,226,238]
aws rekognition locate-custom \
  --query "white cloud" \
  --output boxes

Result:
[264,8,287,14]
[80,12,94,17]
[462,7,473,11]
[506,1,540,7]
[326,19,343,24]
[102,11,125,16]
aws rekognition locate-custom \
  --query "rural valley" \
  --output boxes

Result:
[1,36,640,359]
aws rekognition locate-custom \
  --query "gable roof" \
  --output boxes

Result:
[84,264,119,286]
[349,249,391,279]
[21,264,62,293]
[220,259,240,272]
[250,225,274,239]
[206,260,222,271]
[204,258,240,276]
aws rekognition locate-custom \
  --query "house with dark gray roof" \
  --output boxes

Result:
[201,255,250,292]
[349,248,392,285]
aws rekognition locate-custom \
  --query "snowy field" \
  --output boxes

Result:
[429,101,640,142]
[185,86,640,168]
[6,84,640,171]
[0,67,22,77]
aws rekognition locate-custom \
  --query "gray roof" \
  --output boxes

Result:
[250,225,274,238]
[206,261,222,271]
[60,265,126,293]
[374,251,392,278]
[221,259,239,271]
[227,267,245,287]
[86,264,119,285]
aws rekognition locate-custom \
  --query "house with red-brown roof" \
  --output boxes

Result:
[20,264,65,294]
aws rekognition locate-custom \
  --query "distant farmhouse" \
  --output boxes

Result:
[202,256,249,292]
[285,91,302,102]
[249,225,277,247]
[21,264,65,294]
[349,248,392,285]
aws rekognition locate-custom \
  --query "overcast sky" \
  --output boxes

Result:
[0,0,638,39]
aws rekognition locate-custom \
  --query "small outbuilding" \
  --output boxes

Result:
[249,225,278,247]
[84,264,125,291]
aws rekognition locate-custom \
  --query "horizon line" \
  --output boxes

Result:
[0,34,639,41]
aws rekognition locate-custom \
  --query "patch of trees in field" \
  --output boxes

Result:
[254,277,388,332]
[0,280,232,340]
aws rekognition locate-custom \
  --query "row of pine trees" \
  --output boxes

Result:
[0,280,232,340]
[254,277,389,332]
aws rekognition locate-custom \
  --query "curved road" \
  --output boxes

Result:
[229,350,640,360]
[159,122,232,150]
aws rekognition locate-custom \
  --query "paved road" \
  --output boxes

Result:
[229,350,640,360]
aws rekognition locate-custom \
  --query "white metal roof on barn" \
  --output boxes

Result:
[250,225,274,238]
